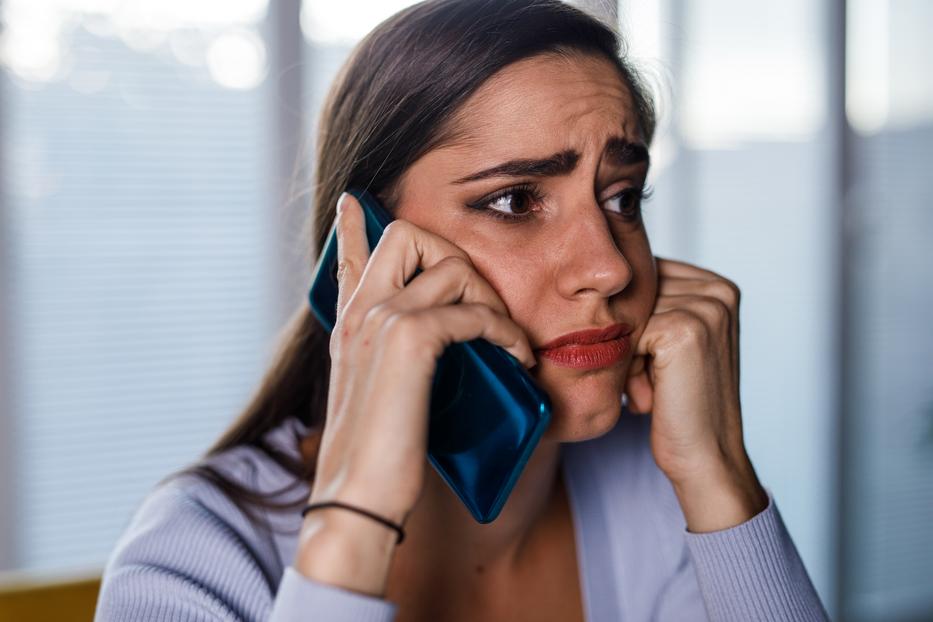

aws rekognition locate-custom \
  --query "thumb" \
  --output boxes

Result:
[628,353,645,377]
[625,358,654,414]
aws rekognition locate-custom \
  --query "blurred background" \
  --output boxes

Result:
[0,0,930,620]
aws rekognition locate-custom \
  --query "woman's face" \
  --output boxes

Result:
[390,52,658,442]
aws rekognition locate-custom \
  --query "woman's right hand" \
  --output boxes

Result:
[294,192,536,594]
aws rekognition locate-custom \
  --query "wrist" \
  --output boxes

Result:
[294,504,399,597]
[670,452,769,533]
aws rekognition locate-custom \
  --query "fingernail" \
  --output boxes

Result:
[336,191,350,214]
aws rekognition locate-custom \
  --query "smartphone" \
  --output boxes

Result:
[308,187,552,523]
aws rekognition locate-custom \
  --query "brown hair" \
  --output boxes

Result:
[177,0,658,521]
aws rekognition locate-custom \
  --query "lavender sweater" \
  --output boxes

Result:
[94,410,829,621]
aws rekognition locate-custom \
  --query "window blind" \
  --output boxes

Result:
[3,26,276,572]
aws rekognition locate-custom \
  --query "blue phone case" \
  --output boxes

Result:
[308,187,552,523]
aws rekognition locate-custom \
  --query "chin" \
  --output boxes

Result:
[541,398,623,442]
[533,364,627,443]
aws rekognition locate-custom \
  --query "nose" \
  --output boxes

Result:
[553,199,633,300]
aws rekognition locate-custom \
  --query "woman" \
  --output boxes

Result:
[95,0,829,620]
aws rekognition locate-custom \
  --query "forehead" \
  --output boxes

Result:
[441,52,642,153]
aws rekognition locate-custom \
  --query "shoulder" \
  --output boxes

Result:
[95,469,274,621]
[96,420,310,621]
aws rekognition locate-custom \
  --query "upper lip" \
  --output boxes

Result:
[535,322,634,351]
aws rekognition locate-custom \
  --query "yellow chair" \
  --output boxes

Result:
[0,571,101,622]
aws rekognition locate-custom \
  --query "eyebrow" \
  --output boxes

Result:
[451,136,650,185]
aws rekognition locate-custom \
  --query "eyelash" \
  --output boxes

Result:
[465,182,654,223]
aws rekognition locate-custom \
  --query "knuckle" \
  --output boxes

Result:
[479,303,498,321]
[676,311,709,343]
[707,297,730,325]
[712,278,740,307]
[439,254,470,271]
[440,255,474,284]
[447,245,472,263]
[363,301,397,328]
[429,238,471,264]
[473,303,502,329]
[339,298,362,331]
[382,311,421,346]
[331,313,356,349]
[382,219,410,242]
[463,301,490,318]
[731,283,741,306]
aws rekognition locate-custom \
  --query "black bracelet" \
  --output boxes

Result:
[301,501,406,545]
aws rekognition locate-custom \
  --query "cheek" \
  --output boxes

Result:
[464,249,544,317]
[397,209,542,327]
[634,251,657,307]
[617,232,657,304]
[642,250,659,308]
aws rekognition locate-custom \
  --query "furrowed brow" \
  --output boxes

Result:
[451,136,649,185]
[604,136,650,169]
[451,149,579,184]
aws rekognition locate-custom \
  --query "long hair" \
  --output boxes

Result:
[176,0,658,521]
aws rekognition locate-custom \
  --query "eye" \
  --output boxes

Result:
[465,182,544,222]
[603,185,653,221]
[465,182,654,223]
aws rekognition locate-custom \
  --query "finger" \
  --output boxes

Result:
[398,303,536,368]
[657,276,739,310]
[384,255,509,317]
[651,294,733,334]
[642,294,738,382]
[375,257,533,363]
[347,255,533,369]
[656,280,740,373]
[353,219,474,311]
[630,303,692,363]
[625,368,653,414]
[628,353,646,377]
[335,193,371,321]
[655,256,721,282]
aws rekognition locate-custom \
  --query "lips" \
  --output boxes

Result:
[535,322,633,351]
[535,322,634,370]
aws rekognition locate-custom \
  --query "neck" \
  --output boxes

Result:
[397,436,565,582]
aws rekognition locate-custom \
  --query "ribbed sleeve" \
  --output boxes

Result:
[94,475,402,621]
[94,478,275,621]
[269,568,397,622]
[95,414,830,621]
[683,489,830,621]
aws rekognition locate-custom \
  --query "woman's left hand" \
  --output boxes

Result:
[624,256,770,532]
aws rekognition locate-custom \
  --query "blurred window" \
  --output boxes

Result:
[0,0,276,572]
[843,0,933,619]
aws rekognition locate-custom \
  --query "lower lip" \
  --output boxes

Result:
[537,336,630,369]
